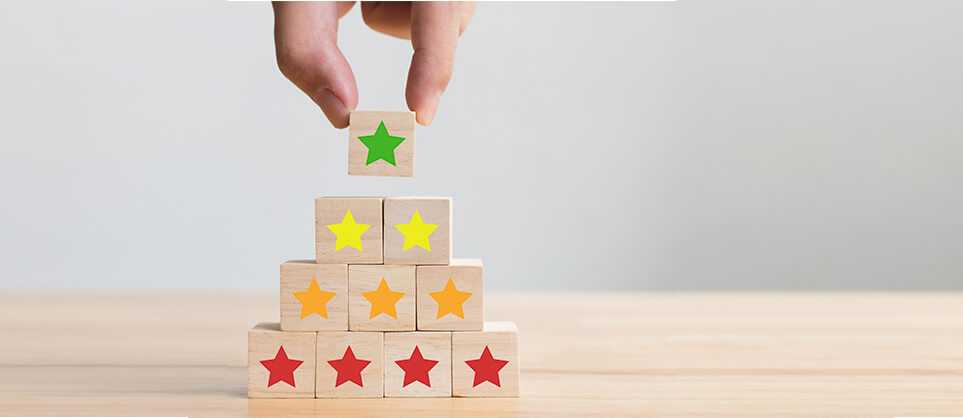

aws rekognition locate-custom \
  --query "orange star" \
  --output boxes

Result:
[430,278,472,319]
[362,278,405,319]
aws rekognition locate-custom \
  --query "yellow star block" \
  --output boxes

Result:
[326,209,371,252]
[394,210,438,252]
[430,277,472,319]
[293,278,336,319]
[362,278,405,319]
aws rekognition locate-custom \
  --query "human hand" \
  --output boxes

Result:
[272,1,475,128]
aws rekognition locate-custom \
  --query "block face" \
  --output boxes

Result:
[248,323,316,398]
[452,322,519,398]
[316,331,384,398]
[348,265,416,331]
[280,261,348,331]
[384,197,452,265]
[417,259,484,331]
[348,111,415,177]
[384,332,452,397]
[315,197,384,264]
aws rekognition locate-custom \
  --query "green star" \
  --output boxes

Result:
[358,121,406,166]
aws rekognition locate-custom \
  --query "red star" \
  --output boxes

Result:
[394,346,439,387]
[465,346,509,387]
[327,346,371,387]
[259,346,304,388]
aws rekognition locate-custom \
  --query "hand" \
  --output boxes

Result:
[272,1,475,128]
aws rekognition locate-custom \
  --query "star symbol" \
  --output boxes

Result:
[358,121,405,166]
[326,209,370,252]
[259,346,304,388]
[327,346,371,387]
[362,278,405,319]
[465,346,509,388]
[394,210,438,252]
[293,278,336,319]
[395,346,438,387]
[430,278,472,319]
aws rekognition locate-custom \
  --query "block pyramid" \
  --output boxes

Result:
[248,197,520,398]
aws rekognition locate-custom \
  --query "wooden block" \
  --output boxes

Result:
[417,259,484,331]
[384,197,452,265]
[452,322,519,398]
[348,265,416,331]
[280,261,348,331]
[384,332,452,397]
[348,111,415,177]
[248,323,316,398]
[315,197,384,264]
[316,331,384,398]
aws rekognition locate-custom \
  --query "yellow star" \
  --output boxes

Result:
[394,210,438,252]
[326,209,370,252]
[362,278,406,319]
[293,278,336,319]
[430,278,473,319]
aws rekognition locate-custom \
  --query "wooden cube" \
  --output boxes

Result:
[248,323,316,398]
[384,197,452,265]
[316,331,384,398]
[315,197,384,264]
[417,259,484,331]
[384,332,452,397]
[451,322,519,397]
[280,261,348,331]
[348,265,416,331]
[348,111,415,177]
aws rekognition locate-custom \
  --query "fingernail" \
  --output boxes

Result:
[418,94,440,126]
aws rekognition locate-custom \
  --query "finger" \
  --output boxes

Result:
[360,2,473,40]
[273,1,358,128]
[360,2,412,39]
[406,2,469,125]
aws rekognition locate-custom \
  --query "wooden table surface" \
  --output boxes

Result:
[0,291,961,417]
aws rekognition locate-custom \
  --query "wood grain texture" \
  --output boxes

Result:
[315,197,384,264]
[348,111,415,177]
[384,197,452,265]
[384,332,453,398]
[348,265,416,331]
[316,331,383,398]
[452,321,519,397]
[279,261,348,331]
[247,323,316,398]
[2,291,963,417]
[417,259,484,331]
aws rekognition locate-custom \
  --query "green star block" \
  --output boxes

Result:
[358,121,406,166]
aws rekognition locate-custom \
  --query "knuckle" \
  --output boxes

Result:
[416,50,455,88]
[276,46,318,83]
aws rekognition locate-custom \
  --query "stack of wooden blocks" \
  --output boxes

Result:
[247,196,519,398]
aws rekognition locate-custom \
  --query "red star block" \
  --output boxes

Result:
[465,346,509,388]
[259,346,304,388]
[327,346,371,387]
[394,346,439,387]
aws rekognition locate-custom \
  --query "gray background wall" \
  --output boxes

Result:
[1,1,960,290]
